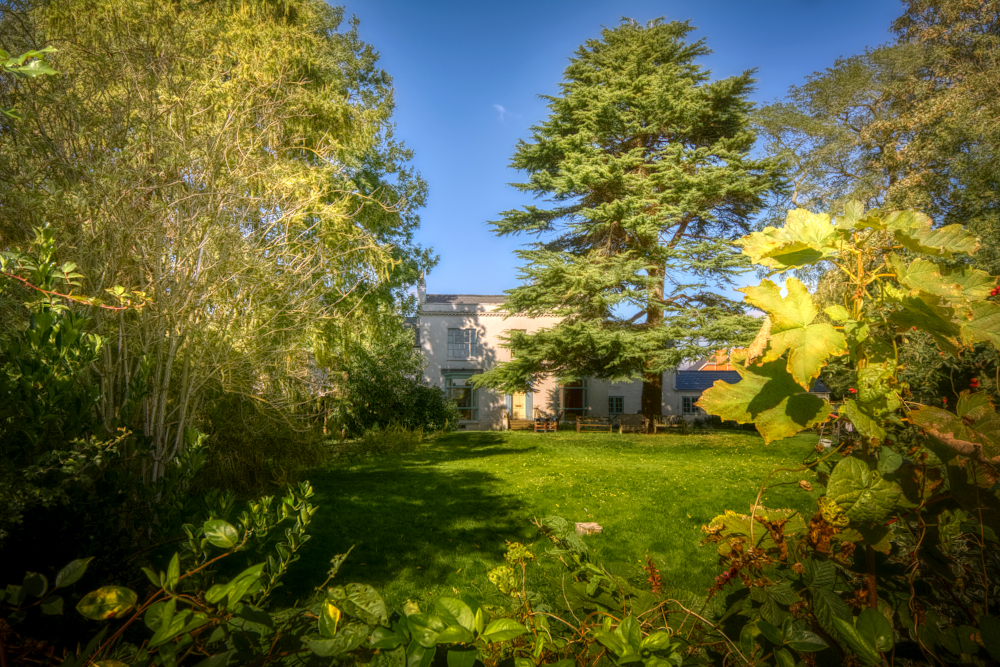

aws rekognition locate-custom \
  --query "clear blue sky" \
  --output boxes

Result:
[342,0,904,296]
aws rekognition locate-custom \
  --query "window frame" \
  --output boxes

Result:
[608,395,624,415]
[682,396,701,415]
[561,379,589,418]
[444,371,479,421]
[447,328,478,359]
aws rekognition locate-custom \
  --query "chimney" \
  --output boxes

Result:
[416,271,426,305]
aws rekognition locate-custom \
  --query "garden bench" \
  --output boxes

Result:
[576,417,612,433]
[652,415,687,434]
[617,413,648,434]
[534,418,557,433]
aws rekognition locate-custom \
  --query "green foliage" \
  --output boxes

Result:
[0,45,56,120]
[700,202,1000,665]
[336,425,427,461]
[475,18,782,416]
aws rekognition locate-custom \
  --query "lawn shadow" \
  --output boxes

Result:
[280,430,532,604]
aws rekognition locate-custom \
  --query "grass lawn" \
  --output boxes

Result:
[281,429,821,609]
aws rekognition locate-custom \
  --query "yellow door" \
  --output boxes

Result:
[512,393,526,419]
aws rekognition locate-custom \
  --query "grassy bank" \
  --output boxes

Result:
[282,429,821,609]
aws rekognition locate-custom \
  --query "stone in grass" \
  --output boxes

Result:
[575,522,603,536]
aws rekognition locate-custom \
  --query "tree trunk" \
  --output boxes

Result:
[641,372,663,423]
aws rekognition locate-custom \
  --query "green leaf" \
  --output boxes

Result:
[857,608,893,653]
[41,595,64,615]
[319,599,341,637]
[697,358,833,444]
[76,586,138,620]
[804,559,835,589]
[481,618,528,642]
[447,648,479,667]
[408,613,445,648]
[55,558,92,588]
[328,583,389,625]
[738,210,838,270]
[841,399,887,440]
[889,295,963,355]
[235,605,273,629]
[437,625,475,644]
[434,597,475,632]
[832,617,881,665]
[740,278,846,389]
[640,631,675,652]
[811,588,851,639]
[203,520,239,549]
[877,451,903,475]
[23,572,48,598]
[774,648,796,667]
[204,563,265,607]
[406,642,434,667]
[165,553,180,589]
[825,305,850,322]
[784,626,828,652]
[885,210,979,257]
[309,622,371,656]
[370,625,407,650]
[756,619,783,645]
[827,457,902,526]
[963,301,1000,349]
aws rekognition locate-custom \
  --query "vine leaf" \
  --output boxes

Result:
[884,210,980,256]
[842,399,887,440]
[739,278,846,389]
[737,210,837,271]
[826,458,902,526]
[889,295,962,355]
[697,358,833,444]
[962,301,1000,349]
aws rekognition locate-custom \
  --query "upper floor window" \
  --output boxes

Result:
[447,328,478,358]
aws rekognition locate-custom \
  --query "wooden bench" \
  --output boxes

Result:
[617,413,648,434]
[534,418,557,433]
[576,417,612,433]
[652,414,687,434]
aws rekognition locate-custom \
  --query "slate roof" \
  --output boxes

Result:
[675,371,830,394]
[424,294,507,304]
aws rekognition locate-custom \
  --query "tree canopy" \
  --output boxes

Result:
[475,18,783,417]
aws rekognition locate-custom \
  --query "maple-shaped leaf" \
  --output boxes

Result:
[737,209,837,271]
[697,358,833,444]
[911,403,1000,463]
[884,210,980,257]
[890,254,995,307]
[962,301,1000,349]
[826,458,902,526]
[739,278,847,389]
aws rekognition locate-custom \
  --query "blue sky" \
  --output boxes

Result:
[343,0,904,297]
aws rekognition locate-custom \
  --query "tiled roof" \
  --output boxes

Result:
[676,371,742,391]
[424,294,507,304]
[676,371,831,394]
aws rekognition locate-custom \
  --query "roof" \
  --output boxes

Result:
[424,294,507,304]
[676,370,831,394]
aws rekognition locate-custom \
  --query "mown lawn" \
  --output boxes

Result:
[281,429,820,609]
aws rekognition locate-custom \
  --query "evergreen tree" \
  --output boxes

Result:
[475,19,783,418]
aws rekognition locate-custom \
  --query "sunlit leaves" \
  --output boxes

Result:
[826,458,902,526]
[697,359,833,443]
[740,278,846,388]
[737,210,838,270]
[76,586,137,620]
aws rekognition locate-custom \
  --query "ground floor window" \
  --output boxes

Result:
[445,373,478,421]
[608,396,624,415]
[682,396,701,415]
[562,379,588,418]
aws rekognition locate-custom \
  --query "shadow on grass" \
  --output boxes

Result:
[280,431,532,603]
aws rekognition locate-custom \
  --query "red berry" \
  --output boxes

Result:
[849,388,857,394]
[912,326,917,330]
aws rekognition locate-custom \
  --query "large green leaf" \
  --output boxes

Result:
[76,586,138,621]
[910,404,1000,462]
[826,458,902,526]
[697,359,833,444]
[55,558,92,588]
[738,209,838,270]
[885,210,980,257]
[963,301,1000,349]
[480,618,528,642]
[327,583,388,625]
[740,278,846,389]
[309,622,370,656]
[434,598,475,632]
[832,617,881,665]
[841,399,887,440]
[856,608,893,653]
[203,519,239,549]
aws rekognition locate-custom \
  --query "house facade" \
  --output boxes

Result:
[412,284,828,430]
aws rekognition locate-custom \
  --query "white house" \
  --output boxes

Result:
[411,282,829,430]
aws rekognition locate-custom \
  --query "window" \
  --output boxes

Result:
[608,396,624,415]
[447,328,478,358]
[445,373,478,421]
[562,379,588,418]
[682,396,701,415]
